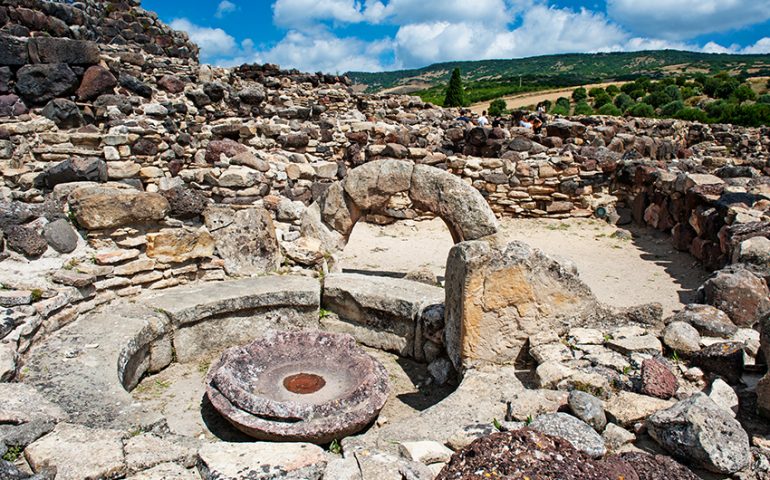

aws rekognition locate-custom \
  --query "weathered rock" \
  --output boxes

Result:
[640,358,678,399]
[160,186,209,219]
[119,74,153,98]
[505,389,569,421]
[0,419,55,453]
[604,391,675,427]
[197,442,327,480]
[45,157,107,188]
[239,84,266,105]
[0,201,38,230]
[25,423,126,480]
[690,342,744,384]
[76,65,117,101]
[41,98,83,129]
[15,63,78,105]
[601,423,635,452]
[568,390,607,432]
[708,378,738,416]
[127,463,198,480]
[6,225,47,257]
[145,229,215,264]
[0,35,29,66]
[607,334,662,355]
[203,207,280,276]
[399,441,454,465]
[124,433,197,472]
[647,393,751,474]
[662,321,701,354]
[69,186,169,230]
[670,304,737,338]
[42,218,78,253]
[601,452,700,480]
[445,238,597,370]
[0,94,28,117]
[702,267,770,327]
[530,412,606,458]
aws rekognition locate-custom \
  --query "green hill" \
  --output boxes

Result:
[347,50,770,94]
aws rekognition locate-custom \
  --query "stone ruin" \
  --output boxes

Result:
[0,0,768,479]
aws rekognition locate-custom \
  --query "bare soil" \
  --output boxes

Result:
[469,81,628,114]
[340,217,709,317]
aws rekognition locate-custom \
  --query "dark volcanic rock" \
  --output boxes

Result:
[0,34,28,66]
[42,219,78,254]
[27,37,99,65]
[76,65,118,101]
[44,158,107,188]
[690,342,744,384]
[15,64,78,105]
[669,304,737,338]
[118,74,152,98]
[0,67,12,94]
[203,82,225,102]
[131,138,158,156]
[641,358,678,399]
[6,225,47,257]
[601,452,700,480]
[0,201,38,230]
[239,85,266,105]
[278,133,310,149]
[41,98,84,129]
[161,186,209,219]
[437,429,614,480]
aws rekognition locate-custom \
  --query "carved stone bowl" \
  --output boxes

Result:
[206,330,390,444]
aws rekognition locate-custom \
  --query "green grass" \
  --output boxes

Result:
[2,445,23,462]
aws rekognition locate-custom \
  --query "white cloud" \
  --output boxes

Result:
[366,0,512,24]
[215,1,238,19]
[273,0,366,28]
[742,37,770,54]
[170,18,237,61]
[607,0,770,40]
[255,30,391,73]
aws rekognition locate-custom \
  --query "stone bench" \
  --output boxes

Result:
[23,275,322,430]
[321,273,444,361]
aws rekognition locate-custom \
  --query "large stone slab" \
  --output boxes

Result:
[145,276,321,326]
[25,423,126,480]
[203,206,281,276]
[445,237,598,371]
[69,186,169,230]
[197,442,327,480]
[323,273,443,358]
[0,383,66,425]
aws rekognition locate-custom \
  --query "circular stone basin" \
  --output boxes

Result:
[206,330,390,444]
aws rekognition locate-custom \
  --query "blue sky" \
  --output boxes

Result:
[143,0,770,73]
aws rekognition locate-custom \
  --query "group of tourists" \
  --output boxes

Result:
[455,102,547,135]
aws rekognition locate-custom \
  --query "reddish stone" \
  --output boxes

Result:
[204,139,247,164]
[672,223,696,252]
[158,74,185,94]
[702,267,770,327]
[76,65,117,101]
[641,358,678,399]
[0,94,27,117]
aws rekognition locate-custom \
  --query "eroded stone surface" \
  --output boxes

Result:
[197,441,327,480]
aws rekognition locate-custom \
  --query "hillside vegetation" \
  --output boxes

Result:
[347,50,770,96]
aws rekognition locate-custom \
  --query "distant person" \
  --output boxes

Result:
[455,109,471,125]
[531,115,543,134]
[537,103,547,118]
[492,117,504,128]
[513,111,532,129]
[477,110,489,127]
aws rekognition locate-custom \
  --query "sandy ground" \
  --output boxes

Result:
[340,217,709,317]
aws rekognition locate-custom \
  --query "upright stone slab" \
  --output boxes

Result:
[445,236,598,371]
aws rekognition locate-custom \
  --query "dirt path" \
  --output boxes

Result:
[469,81,629,114]
[340,217,709,317]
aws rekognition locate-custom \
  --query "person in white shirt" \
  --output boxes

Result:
[477,110,489,127]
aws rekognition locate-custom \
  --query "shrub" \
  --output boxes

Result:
[550,104,570,116]
[556,97,571,110]
[733,84,757,103]
[489,98,507,117]
[593,92,613,109]
[573,101,594,115]
[674,107,709,123]
[614,93,634,112]
[627,102,655,117]
[443,68,466,107]
[598,103,622,116]
[660,100,685,117]
[606,85,620,96]
[758,94,770,104]
[572,87,588,102]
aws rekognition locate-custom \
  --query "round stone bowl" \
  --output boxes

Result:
[205,330,390,444]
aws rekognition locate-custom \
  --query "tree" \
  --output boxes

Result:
[593,92,613,109]
[572,87,588,102]
[588,87,605,98]
[674,108,709,123]
[614,93,634,112]
[758,94,770,105]
[443,68,466,108]
[661,100,685,117]
[489,98,507,117]
[606,85,620,96]
[556,97,571,110]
